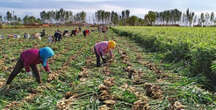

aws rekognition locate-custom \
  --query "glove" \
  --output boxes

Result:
[27,71,33,76]
[103,55,112,60]
[102,56,106,59]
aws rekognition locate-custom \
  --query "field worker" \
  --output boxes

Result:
[0,35,4,39]
[102,26,108,33]
[8,34,13,38]
[48,35,54,43]
[6,47,54,85]
[79,27,82,32]
[54,30,62,42]
[98,25,102,32]
[71,29,78,37]
[24,33,30,39]
[83,29,90,37]
[94,40,116,67]
[33,33,41,40]
[40,29,46,37]
[63,30,70,37]
[14,34,21,39]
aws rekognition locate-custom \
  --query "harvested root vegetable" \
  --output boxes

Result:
[120,51,129,62]
[24,94,36,102]
[144,83,163,99]
[98,84,109,91]
[99,94,112,101]
[47,73,58,82]
[2,66,8,71]
[98,84,113,101]
[132,100,150,110]
[27,88,40,94]
[144,62,162,75]
[169,101,185,110]
[56,97,74,110]
[120,83,129,90]
[78,67,88,79]
[85,59,92,65]
[103,67,111,75]
[133,75,141,83]
[137,69,144,77]
[0,60,4,65]
[136,53,143,60]
[80,78,87,82]
[57,101,67,110]
[174,101,185,110]
[99,105,111,110]
[65,92,73,99]
[124,66,137,79]
[4,101,20,110]
[104,78,115,87]
[0,82,4,88]
[104,100,116,105]
[98,77,116,108]
[82,70,88,77]
[100,90,110,96]
[120,52,128,57]
[0,78,6,88]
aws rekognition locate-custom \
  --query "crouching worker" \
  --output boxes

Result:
[94,40,116,67]
[83,30,90,37]
[6,47,54,85]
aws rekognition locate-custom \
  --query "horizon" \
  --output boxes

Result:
[0,0,216,18]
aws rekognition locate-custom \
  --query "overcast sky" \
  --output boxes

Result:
[0,0,216,18]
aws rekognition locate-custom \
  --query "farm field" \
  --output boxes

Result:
[112,26,216,85]
[0,26,216,110]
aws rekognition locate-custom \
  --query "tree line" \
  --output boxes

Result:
[0,8,216,26]
[40,8,86,24]
[0,8,86,25]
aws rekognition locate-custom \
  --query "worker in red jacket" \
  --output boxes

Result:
[6,47,54,85]
[83,29,90,37]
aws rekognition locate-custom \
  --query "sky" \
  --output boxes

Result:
[0,0,216,18]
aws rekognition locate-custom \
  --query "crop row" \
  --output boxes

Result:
[112,26,216,84]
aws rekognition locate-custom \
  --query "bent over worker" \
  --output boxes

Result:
[94,40,116,67]
[6,47,54,85]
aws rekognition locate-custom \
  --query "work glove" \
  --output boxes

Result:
[27,71,33,76]
[102,56,106,59]
[103,55,112,60]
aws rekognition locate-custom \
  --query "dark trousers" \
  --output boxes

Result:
[94,47,106,67]
[6,57,41,84]
[55,36,61,41]
[83,31,86,37]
